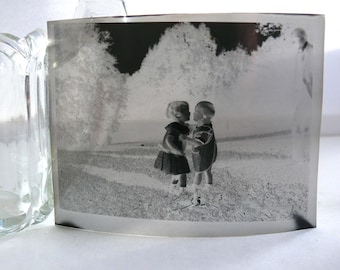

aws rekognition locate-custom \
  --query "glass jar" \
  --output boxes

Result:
[73,0,128,18]
[0,29,53,236]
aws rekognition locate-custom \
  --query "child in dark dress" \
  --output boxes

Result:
[182,101,217,204]
[154,101,191,194]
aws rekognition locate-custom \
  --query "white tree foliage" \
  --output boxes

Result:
[125,23,251,122]
[54,23,127,149]
[124,22,303,138]
[54,22,306,146]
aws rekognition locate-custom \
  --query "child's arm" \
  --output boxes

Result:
[182,127,213,151]
[184,136,203,148]
[164,135,185,156]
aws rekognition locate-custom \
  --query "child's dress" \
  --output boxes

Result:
[191,123,217,172]
[154,122,190,175]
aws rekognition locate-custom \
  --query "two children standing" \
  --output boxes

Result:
[154,100,217,205]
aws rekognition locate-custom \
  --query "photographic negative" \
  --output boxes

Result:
[48,13,324,236]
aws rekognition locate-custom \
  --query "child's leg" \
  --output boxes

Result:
[192,172,203,202]
[171,175,187,195]
[204,168,213,185]
[171,175,179,185]
[202,169,214,203]
[169,175,179,194]
[178,174,187,188]
[193,172,203,194]
[194,172,203,186]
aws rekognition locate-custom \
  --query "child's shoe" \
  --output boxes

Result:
[170,181,179,195]
[191,192,201,206]
[203,183,213,191]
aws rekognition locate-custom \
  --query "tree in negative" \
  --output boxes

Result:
[125,23,250,121]
[53,23,127,149]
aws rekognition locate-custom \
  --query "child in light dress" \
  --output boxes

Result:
[182,101,217,204]
[154,101,191,194]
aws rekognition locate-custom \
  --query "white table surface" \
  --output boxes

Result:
[0,136,339,270]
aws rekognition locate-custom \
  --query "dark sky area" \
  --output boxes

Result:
[96,22,281,75]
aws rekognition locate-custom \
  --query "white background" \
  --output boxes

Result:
[0,0,339,135]
[1,1,339,269]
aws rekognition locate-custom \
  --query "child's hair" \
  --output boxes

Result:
[196,101,215,119]
[166,101,189,119]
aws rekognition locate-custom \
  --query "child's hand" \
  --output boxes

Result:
[188,124,195,133]
[177,150,186,157]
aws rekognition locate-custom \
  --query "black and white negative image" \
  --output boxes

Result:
[48,14,323,233]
